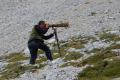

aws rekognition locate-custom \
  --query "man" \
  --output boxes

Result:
[28,21,54,65]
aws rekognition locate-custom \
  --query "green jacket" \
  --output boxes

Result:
[29,27,43,42]
[28,25,54,43]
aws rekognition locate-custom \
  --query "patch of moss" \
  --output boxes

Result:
[25,64,46,71]
[69,40,86,49]
[89,48,101,53]
[51,37,91,58]
[53,53,60,59]
[51,45,68,58]
[78,62,107,80]
[99,32,120,42]
[37,50,44,54]
[106,44,120,50]
[0,55,5,60]
[0,61,45,80]
[85,36,97,42]
[5,53,28,62]
[36,57,47,64]
[0,62,26,80]
[77,60,120,80]
[77,46,120,80]
[51,49,61,59]
[59,40,67,44]
[77,63,106,78]
[64,52,83,61]
[82,49,117,65]
[60,62,82,67]
[61,38,87,49]
[102,61,120,78]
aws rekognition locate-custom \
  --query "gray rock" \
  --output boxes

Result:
[0,0,120,55]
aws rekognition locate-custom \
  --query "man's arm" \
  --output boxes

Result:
[41,33,54,40]
[35,25,54,40]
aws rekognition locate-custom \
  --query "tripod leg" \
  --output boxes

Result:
[52,27,61,57]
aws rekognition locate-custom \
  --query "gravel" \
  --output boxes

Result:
[16,58,86,80]
[0,0,120,55]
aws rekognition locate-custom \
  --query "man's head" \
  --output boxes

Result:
[38,21,48,29]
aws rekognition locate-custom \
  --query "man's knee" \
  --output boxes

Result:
[28,47,38,60]
[44,45,51,52]
[30,53,37,64]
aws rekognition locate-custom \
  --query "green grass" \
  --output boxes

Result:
[102,61,120,78]
[0,61,45,80]
[77,60,120,80]
[106,43,120,50]
[60,62,83,67]
[89,48,101,53]
[5,53,28,62]
[64,52,83,61]
[51,36,96,59]
[81,49,117,65]
[53,53,60,59]
[37,50,44,54]
[0,62,26,80]
[61,37,87,49]
[36,57,47,64]
[1,31,120,80]
[0,52,46,80]
[99,31,120,42]
[76,35,120,80]
[52,44,70,58]
[76,44,120,80]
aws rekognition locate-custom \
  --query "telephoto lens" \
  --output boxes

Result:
[48,22,69,28]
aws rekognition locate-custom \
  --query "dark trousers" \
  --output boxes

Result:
[28,39,53,64]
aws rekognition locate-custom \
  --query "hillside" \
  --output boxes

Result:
[0,0,120,55]
[0,0,120,80]
[0,30,120,80]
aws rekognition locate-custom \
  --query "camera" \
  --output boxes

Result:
[48,22,69,28]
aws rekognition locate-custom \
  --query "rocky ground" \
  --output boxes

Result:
[0,30,120,80]
[0,0,120,55]
[0,0,120,80]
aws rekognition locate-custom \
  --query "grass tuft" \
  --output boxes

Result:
[5,53,28,62]
[99,31,120,42]
[64,52,83,61]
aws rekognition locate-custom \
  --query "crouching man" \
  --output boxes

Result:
[28,21,54,65]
